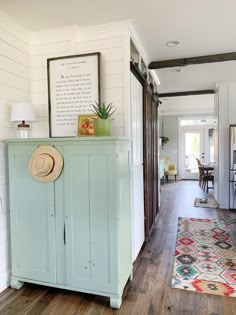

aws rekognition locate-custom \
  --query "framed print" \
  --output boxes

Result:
[77,114,97,137]
[47,52,101,137]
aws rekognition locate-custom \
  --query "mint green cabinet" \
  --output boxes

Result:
[7,138,132,309]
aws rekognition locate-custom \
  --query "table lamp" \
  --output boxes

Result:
[11,103,36,138]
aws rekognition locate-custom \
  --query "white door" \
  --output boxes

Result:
[180,129,204,179]
[130,72,144,262]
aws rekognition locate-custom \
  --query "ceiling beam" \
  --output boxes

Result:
[149,52,236,69]
[159,90,215,98]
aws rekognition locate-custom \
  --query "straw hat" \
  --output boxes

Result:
[29,146,63,182]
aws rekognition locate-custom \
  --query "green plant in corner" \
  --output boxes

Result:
[91,102,116,119]
[91,102,117,136]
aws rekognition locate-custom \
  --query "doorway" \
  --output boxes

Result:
[178,117,215,180]
[180,129,203,179]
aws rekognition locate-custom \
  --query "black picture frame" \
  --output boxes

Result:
[47,52,101,137]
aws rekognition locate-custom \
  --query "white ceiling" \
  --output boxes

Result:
[157,61,236,93]
[1,1,236,59]
[1,0,236,112]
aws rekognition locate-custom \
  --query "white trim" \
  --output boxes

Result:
[80,20,132,34]
[79,20,132,42]
[128,23,160,86]
[178,115,215,130]
[162,108,214,116]
[178,116,215,180]
[0,10,30,43]
[30,25,78,45]
[128,23,150,68]
[179,127,205,180]
[178,117,182,180]
[30,21,134,45]
[123,36,131,137]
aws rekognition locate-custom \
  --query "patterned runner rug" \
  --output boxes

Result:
[171,217,236,297]
[194,198,218,208]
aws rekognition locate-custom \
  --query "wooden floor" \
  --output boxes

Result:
[1,180,236,315]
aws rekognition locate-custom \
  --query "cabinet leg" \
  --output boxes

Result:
[11,279,24,290]
[110,296,122,309]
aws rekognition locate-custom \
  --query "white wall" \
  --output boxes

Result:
[0,18,155,291]
[30,22,133,137]
[29,22,154,264]
[29,21,159,138]
[0,12,30,292]
[0,14,160,291]
[214,82,236,209]
[130,72,144,261]
[159,115,178,166]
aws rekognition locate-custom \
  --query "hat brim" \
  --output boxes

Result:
[29,146,64,183]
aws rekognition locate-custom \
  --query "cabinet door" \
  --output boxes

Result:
[64,146,116,292]
[9,145,56,283]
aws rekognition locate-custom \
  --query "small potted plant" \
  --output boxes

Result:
[91,102,116,136]
[160,136,169,149]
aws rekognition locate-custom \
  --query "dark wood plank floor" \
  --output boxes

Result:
[1,180,236,314]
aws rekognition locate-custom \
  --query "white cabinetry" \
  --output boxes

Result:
[130,72,144,262]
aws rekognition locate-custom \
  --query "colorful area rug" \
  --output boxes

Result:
[171,217,236,297]
[194,198,218,209]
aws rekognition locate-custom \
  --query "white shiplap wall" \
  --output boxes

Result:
[214,82,236,209]
[30,22,131,137]
[0,12,30,292]
[0,18,157,292]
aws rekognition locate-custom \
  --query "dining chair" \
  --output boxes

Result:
[198,165,206,190]
[196,158,214,191]
[196,158,205,188]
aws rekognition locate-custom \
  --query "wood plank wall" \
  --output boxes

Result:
[0,18,152,293]
[0,21,130,292]
[0,16,30,292]
[30,28,129,137]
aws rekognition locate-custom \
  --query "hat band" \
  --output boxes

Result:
[29,145,64,183]
[46,154,55,176]
[32,153,54,177]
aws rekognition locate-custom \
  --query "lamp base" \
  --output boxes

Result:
[16,127,31,138]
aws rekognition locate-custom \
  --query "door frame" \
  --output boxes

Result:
[178,116,215,180]
[179,128,204,180]
[130,62,160,241]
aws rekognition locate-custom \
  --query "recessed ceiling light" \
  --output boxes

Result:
[166,40,181,47]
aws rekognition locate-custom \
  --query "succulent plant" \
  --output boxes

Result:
[91,102,116,119]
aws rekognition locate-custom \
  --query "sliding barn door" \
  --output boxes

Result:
[143,84,159,240]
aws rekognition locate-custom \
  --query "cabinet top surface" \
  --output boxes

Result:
[6,136,130,144]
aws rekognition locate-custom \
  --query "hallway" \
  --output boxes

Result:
[0,181,236,314]
[125,180,236,315]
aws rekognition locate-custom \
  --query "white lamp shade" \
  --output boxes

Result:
[11,103,36,122]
